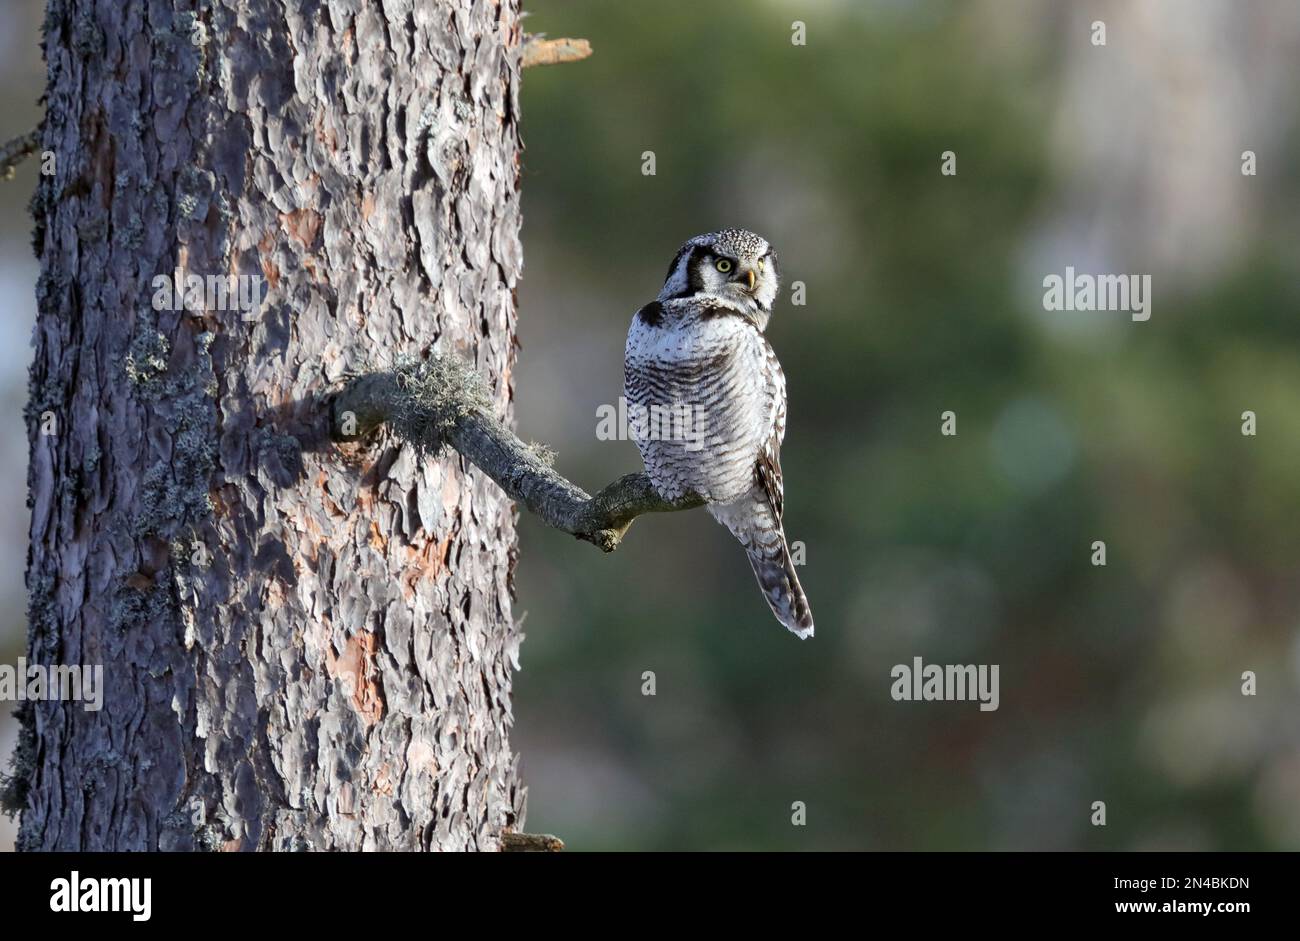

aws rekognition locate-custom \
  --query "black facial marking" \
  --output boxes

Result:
[686,245,709,295]
[636,301,664,326]
[663,246,690,285]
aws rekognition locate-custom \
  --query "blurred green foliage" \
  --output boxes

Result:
[511,1,1300,850]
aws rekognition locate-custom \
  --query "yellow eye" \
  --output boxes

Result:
[758,258,765,272]
[715,259,732,273]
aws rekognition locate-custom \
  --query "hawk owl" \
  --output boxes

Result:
[624,228,814,638]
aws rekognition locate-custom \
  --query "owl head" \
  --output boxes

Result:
[658,228,781,322]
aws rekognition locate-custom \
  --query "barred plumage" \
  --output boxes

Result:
[624,229,813,638]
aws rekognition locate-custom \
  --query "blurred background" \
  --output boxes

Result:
[4,0,1300,850]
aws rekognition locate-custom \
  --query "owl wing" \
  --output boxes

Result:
[756,337,787,521]
[623,303,662,422]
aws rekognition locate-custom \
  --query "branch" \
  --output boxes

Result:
[501,831,565,852]
[330,356,703,552]
[521,35,592,68]
[0,129,41,180]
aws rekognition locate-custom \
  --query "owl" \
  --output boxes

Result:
[624,228,814,638]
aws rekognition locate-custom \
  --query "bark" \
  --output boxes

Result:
[10,0,528,851]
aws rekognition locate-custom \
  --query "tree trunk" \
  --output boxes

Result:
[12,0,526,851]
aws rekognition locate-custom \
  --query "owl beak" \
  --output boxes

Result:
[743,268,757,293]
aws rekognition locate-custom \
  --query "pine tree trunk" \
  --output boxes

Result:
[12,0,526,851]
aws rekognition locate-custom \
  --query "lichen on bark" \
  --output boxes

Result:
[20,0,529,851]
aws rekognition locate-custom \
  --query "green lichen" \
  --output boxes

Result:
[389,354,492,454]
[525,440,557,467]
[0,702,35,818]
[161,806,223,852]
[152,9,210,92]
[131,330,216,537]
[135,456,212,538]
[170,530,211,572]
[26,570,56,643]
[121,210,145,251]
[196,824,224,852]
[108,572,173,636]
[71,8,103,59]
[124,317,170,390]
[115,170,144,250]
[83,751,132,796]
[25,369,65,438]
[175,191,201,221]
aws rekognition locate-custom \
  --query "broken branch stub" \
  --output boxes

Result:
[0,129,41,180]
[521,36,593,68]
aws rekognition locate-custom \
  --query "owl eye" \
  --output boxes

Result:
[758,258,766,272]
[715,259,733,273]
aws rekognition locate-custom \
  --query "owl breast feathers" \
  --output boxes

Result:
[623,229,813,638]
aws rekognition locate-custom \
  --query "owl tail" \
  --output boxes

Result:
[709,495,814,639]
[746,542,815,639]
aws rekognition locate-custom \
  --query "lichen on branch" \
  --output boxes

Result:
[330,355,703,552]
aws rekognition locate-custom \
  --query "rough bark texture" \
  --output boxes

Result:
[13,0,527,851]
